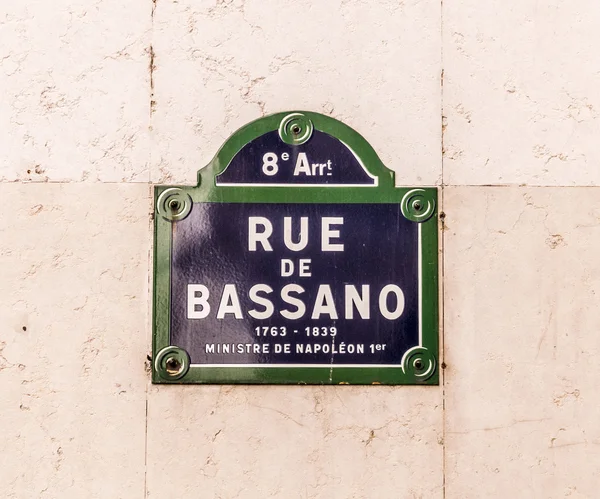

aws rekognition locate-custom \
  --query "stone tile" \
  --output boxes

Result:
[146,385,443,498]
[0,184,150,498]
[151,0,441,186]
[443,1,600,185]
[444,187,600,498]
[0,1,150,182]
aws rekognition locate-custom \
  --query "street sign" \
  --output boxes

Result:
[153,112,439,384]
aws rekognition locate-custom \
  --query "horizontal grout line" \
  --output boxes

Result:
[438,184,600,188]
[1,181,600,188]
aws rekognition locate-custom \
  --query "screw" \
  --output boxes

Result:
[413,201,422,211]
[169,199,181,212]
[165,357,182,375]
[291,124,301,135]
[414,359,424,370]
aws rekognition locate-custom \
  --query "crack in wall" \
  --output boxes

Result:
[149,45,155,117]
[149,0,157,119]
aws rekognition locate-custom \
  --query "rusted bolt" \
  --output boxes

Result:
[168,199,181,212]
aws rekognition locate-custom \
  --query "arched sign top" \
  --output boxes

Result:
[199,111,395,190]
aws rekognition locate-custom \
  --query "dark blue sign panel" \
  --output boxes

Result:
[170,203,419,366]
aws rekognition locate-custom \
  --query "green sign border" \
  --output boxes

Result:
[152,111,439,385]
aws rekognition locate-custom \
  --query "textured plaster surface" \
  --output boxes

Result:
[2,0,600,497]
[0,184,150,498]
[444,187,600,498]
[0,1,150,182]
[146,385,443,498]
[150,0,442,186]
[443,0,600,186]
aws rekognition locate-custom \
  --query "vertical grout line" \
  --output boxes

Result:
[144,0,157,495]
[440,0,446,497]
[149,0,157,184]
[440,191,446,499]
[143,393,149,498]
[144,187,154,499]
[144,190,152,499]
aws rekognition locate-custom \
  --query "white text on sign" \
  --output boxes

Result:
[262,152,333,177]
[186,216,405,321]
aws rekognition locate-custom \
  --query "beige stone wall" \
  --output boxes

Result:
[1,1,598,498]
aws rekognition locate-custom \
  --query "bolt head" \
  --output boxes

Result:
[165,357,182,375]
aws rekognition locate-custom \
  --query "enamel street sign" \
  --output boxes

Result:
[152,112,439,384]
